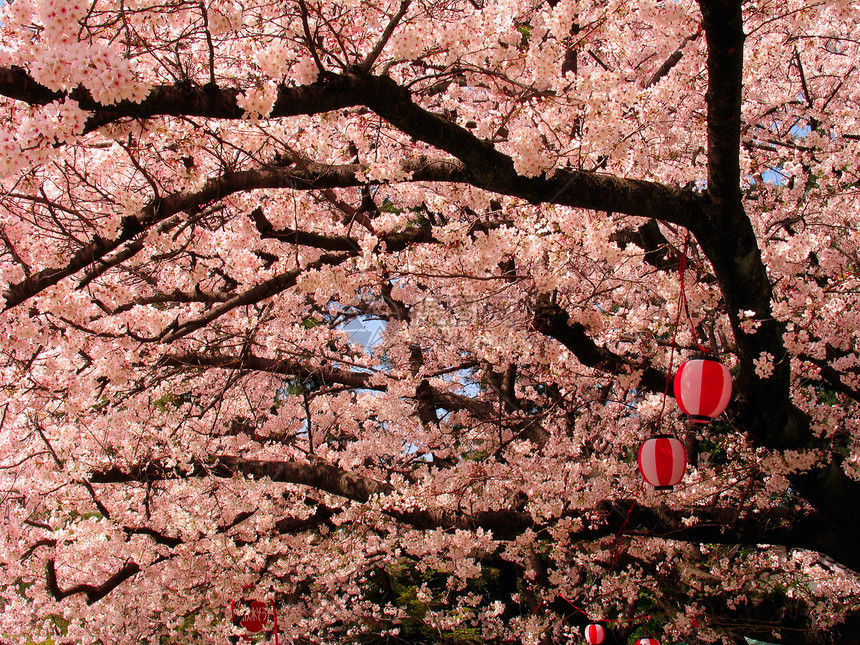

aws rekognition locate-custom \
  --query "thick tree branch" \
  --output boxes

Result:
[0,67,708,226]
[532,297,669,395]
[159,252,349,343]
[159,352,495,418]
[250,206,437,253]
[90,456,393,503]
[698,0,744,205]
[0,67,368,133]
[0,158,461,313]
[110,288,233,315]
[645,29,701,88]
[46,558,142,605]
[88,455,860,568]
[355,72,705,225]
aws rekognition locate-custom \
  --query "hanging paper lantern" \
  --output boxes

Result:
[638,435,687,490]
[239,600,270,633]
[635,639,660,645]
[230,598,278,644]
[673,358,732,423]
[584,623,606,645]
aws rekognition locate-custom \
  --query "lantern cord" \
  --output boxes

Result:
[272,597,280,645]
[654,269,683,431]
[552,595,592,618]
[550,595,655,624]
[677,232,710,355]
[609,485,642,570]
[654,231,708,431]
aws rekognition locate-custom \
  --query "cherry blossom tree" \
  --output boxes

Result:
[1,0,859,643]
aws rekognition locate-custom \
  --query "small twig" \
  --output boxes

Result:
[199,1,217,86]
[0,451,52,470]
[297,0,325,74]
[793,48,814,107]
[587,50,612,72]
[361,0,412,72]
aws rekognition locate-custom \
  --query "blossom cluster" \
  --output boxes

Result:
[30,42,149,104]
[237,82,279,120]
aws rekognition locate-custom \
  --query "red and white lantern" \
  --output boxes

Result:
[635,639,660,645]
[584,624,605,645]
[674,358,732,423]
[638,435,687,490]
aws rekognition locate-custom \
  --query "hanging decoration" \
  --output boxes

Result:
[229,595,279,644]
[674,357,732,423]
[638,435,687,490]
[637,230,718,490]
[635,639,660,645]
[584,623,606,645]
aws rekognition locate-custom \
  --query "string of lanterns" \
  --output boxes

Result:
[637,232,733,491]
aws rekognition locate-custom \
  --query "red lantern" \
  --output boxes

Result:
[673,358,732,423]
[635,639,660,645]
[638,435,687,490]
[230,597,278,644]
[584,624,605,644]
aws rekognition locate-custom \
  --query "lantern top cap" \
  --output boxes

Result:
[686,353,721,362]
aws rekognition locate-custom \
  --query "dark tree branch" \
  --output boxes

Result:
[0,158,458,313]
[532,296,669,395]
[250,207,360,252]
[645,29,701,88]
[0,67,371,133]
[88,454,860,568]
[273,503,338,534]
[46,558,142,605]
[250,206,437,254]
[355,72,705,226]
[159,252,349,342]
[159,352,495,418]
[609,218,677,271]
[0,66,708,223]
[800,353,860,403]
[161,352,379,389]
[90,456,393,503]
[296,0,325,74]
[697,0,744,205]
[110,288,233,315]
[361,0,412,72]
